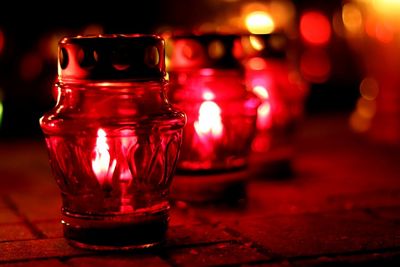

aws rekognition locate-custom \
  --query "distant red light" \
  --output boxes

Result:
[300,11,331,46]
[375,22,394,43]
[300,48,331,83]
[0,29,5,54]
[20,53,43,81]
[247,57,267,71]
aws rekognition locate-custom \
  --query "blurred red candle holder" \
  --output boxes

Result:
[166,34,260,202]
[239,33,308,176]
[40,35,186,250]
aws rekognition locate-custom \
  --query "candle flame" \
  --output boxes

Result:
[92,128,116,184]
[342,3,363,33]
[194,101,223,139]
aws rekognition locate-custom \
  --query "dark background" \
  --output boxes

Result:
[0,0,361,138]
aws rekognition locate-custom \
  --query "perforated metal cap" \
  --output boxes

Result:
[58,34,166,81]
[167,34,242,71]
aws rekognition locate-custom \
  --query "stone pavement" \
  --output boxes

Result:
[1,115,400,266]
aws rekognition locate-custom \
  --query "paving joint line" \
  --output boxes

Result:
[2,195,46,239]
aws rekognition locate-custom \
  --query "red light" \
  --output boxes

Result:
[300,11,331,46]
[247,57,267,70]
[0,29,5,55]
[375,22,394,43]
[300,48,331,83]
[20,53,43,81]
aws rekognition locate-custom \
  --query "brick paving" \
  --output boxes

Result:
[1,115,400,266]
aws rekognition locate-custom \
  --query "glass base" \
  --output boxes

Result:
[62,209,168,251]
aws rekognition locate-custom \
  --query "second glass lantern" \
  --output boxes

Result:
[240,33,308,177]
[168,34,259,173]
[167,34,259,202]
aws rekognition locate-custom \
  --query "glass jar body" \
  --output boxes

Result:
[40,80,185,249]
[169,69,259,172]
[245,57,308,175]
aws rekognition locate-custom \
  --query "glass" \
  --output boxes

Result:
[240,33,308,175]
[167,34,260,172]
[40,34,186,250]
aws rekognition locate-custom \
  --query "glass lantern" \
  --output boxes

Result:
[240,33,308,176]
[40,34,186,250]
[167,34,260,173]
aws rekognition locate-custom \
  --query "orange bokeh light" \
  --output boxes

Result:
[245,11,275,34]
[247,57,267,71]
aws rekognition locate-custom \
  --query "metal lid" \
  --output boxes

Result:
[58,34,166,81]
[167,34,243,71]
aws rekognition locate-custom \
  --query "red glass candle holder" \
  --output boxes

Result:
[168,34,260,173]
[166,34,259,203]
[240,34,308,175]
[40,35,186,250]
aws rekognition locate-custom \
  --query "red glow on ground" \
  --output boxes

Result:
[300,11,331,46]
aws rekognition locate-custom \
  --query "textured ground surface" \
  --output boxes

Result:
[1,114,400,266]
